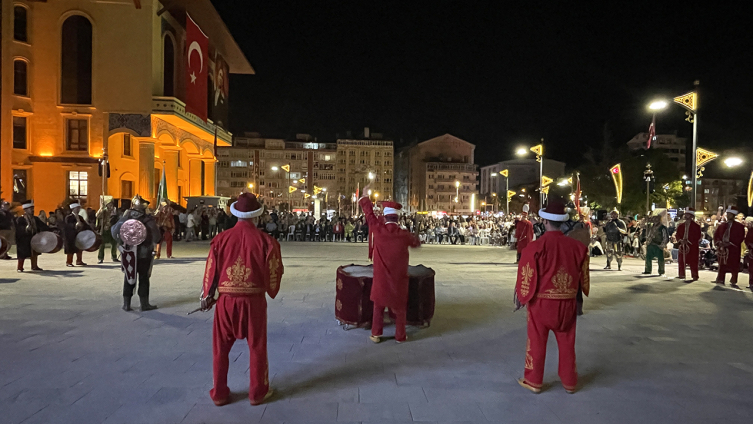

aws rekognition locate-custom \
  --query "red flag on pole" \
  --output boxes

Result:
[185,13,208,121]
[646,114,656,149]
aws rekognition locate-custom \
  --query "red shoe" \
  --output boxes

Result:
[250,389,274,406]
[213,397,230,407]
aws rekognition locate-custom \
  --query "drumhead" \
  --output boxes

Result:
[75,230,97,250]
[31,231,60,254]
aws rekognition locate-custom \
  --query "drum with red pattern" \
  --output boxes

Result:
[335,264,436,328]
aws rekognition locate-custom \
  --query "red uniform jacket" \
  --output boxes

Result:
[515,218,534,253]
[201,220,283,301]
[675,220,701,254]
[359,197,420,310]
[713,220,745,264]
[515,231,589,305]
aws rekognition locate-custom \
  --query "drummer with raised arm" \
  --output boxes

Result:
[358,182,421,344]
[15,200,49,272]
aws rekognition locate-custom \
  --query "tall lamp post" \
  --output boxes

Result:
[517,141,544,208]
[649,81,699,208]
[500,169,509,215]
[454,180,460,214]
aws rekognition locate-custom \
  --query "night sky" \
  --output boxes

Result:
[212,1,753,168]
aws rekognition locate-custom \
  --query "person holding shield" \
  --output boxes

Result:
[112,195,161,311]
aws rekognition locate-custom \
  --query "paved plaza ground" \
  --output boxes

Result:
[1,240,753,424]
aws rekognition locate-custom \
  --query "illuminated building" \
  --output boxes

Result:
[1,0,252,211]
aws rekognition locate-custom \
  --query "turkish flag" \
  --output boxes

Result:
[185,13,208,121]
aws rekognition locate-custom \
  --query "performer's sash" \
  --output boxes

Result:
[119,244,138,285]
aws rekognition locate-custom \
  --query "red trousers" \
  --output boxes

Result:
[66,251,83,265]
[156,231,172,258]
[372,303,406,342]
[523,298,577,391]
[211,295,269,404]
[678,247,699,279]
[17,253,39,271]
[716,247,740,284]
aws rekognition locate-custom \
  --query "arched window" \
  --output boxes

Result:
[14,6,28,42]
[163,35,175,96]
[61,15,92,105]
[13,59,28,96]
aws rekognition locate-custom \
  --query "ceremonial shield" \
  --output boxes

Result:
[119,219,147,246]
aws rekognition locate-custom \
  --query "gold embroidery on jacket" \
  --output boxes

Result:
[581,258,590,295]
[519,263,533,297]
[336,278,343,290]
[203,256,213,285]
[269,254,281,290]
[225,256,252,287]
[540,266,577,299]
[336,299,343,311]
[525,338,533,370]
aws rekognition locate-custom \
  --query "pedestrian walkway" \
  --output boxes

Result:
[1,243,752,423]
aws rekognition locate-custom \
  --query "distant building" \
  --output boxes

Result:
[336,128,394,211]
[480,159,566,196]
[218,133,337,212]
[627,132,687,169]
[396,134,478,214]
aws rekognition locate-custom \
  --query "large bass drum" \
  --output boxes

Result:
[75,230,102,252]
[31,231,63,254]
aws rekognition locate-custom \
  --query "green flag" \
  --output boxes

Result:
[157,163,168,206]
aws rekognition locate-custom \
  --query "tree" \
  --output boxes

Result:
[578,145,684,216]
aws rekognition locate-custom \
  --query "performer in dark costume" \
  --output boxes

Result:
[14,200,49,272]
[64,202,88,267]
[112,195,161,312]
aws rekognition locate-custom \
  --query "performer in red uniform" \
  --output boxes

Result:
[745,218,753,289]
[675,207,702,281]
[359,186,420,344]
[200,193,283,406]
[713,207,745,286]
[515,209,534,263]
[514,201,588,394]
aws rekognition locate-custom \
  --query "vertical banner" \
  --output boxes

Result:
[185,13,208,121]
[211,52,230,129]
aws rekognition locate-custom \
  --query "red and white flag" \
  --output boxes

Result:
[185,13,208,121]
[646,115,656,149]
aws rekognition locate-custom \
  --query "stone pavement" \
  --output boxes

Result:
[1,240,753,424]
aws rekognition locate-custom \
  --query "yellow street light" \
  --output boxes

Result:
[271,166,279,171]
[515,148,528,156]
[368,172,375,180]
[492,193,497,197]
[649,100,668,110]
[724,157,743,168]
[248,183,253,188]
[455,180,460,188]
[374,192,379,199]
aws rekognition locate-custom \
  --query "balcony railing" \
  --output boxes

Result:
[152,96,232,144]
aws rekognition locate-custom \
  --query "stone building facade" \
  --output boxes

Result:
[0,0,252,211]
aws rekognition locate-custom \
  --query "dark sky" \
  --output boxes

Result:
[212,1,753,168]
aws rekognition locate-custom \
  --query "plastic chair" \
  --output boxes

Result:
[286,226,296,241]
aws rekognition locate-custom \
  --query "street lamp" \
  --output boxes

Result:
[491,192,497,213]
[515,148,528,156]
[724,157,743,168]
[455,180,460,213]
[649,100,668,110]
[649,82,699,208]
